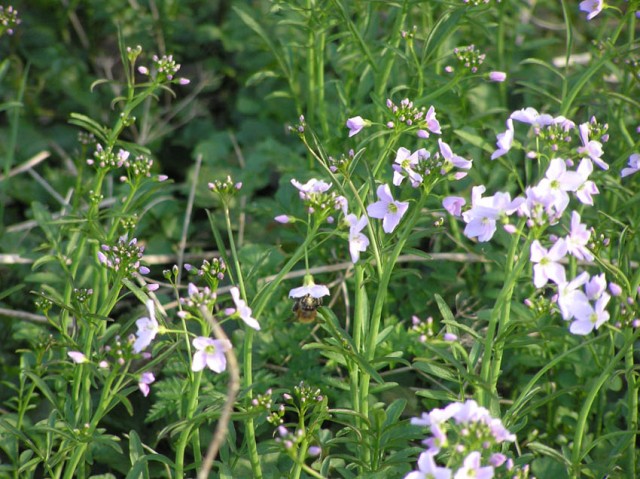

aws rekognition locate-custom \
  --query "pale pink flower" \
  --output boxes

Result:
[367,184,409,234]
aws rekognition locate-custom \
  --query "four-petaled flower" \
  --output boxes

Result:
[138,372,155,397]
[367,184,409,233]
[289,281,330,300]
[191,337,232,373]
[490,118,514,160]
[228,287,260,330]
[133,299,160,353]
[530,239,567,288]
[346,214,369,263]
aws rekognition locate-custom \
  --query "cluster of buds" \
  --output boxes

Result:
[328,149,355,174]
[127,45,143,64]
[287,381,325,410]
[536,117,575,153]
[410,315,435,343]
[446,44,486,74]
[385,98,442,139]
[119,153,154,181]
[208,176,243,205]
[77,131,96,146]
[287,115,306,136]
[35,295,53,315]
[73,288,94,304]
[401,25,417,40]
[184,257,226,291]
[138,54,189,85]
[178,283,217,314]
[0,5,20,36]
[97,235,150,277]
[87,145,129,171]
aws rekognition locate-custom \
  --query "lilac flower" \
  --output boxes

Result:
[133,299,159,353]
[392,147,425,187]
[577,123,608,170]
[68,351,88,364]
[423,106,442,135]
[289,277,330,300]
[404,451,452,479]
[138,372,155,397]
[228,287,260,330]
[557,272,590,320]
[367,184,409,233]
[490,119,514,160]
[438,139,472,178]
[443,196,466,216]
[191,337,232,373]
[570,293,610,335]
[579,0,603,20]
[530,239,567,288]
[454,451,494,479]
[291,178,332,195]
[488,71,507,82]
[346,214,369,263]
[585,273,607,300]
[510,107,554,132]
[575,158,599,205]
[537,158,583,214]
[565,211,593,261]
[621,153,640,177]
[346,116,368,137]
[462,187,519,242]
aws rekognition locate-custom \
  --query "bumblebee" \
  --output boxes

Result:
[292,294,322,323]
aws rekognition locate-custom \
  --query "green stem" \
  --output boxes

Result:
[223,203,262,478]
[570,329,640,478]
[624,329,637,477]
[357,192,429,470]
[479,230,531,414]
[351,265,366,439]
[175,371,203,478]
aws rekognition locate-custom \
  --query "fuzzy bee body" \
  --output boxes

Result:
[292,294,322,323]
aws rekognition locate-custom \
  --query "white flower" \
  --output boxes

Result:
[133,299,159,353]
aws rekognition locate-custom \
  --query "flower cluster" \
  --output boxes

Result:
[410,315,435,343]
[208,175,243,197]
[289,177,347,223]
[392,140,472,189]
[119,153,155,182]
[274,382,327,456]
[443,107,637,336]
[138,53,190,85]
[97,235,150,277]
[178,282,217,314]
[385,98,441,138]
[446,44,486,74]
[406,399,532,479]
[184,257,227,290]
[87,145,130,170]
[0,5,20,36]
